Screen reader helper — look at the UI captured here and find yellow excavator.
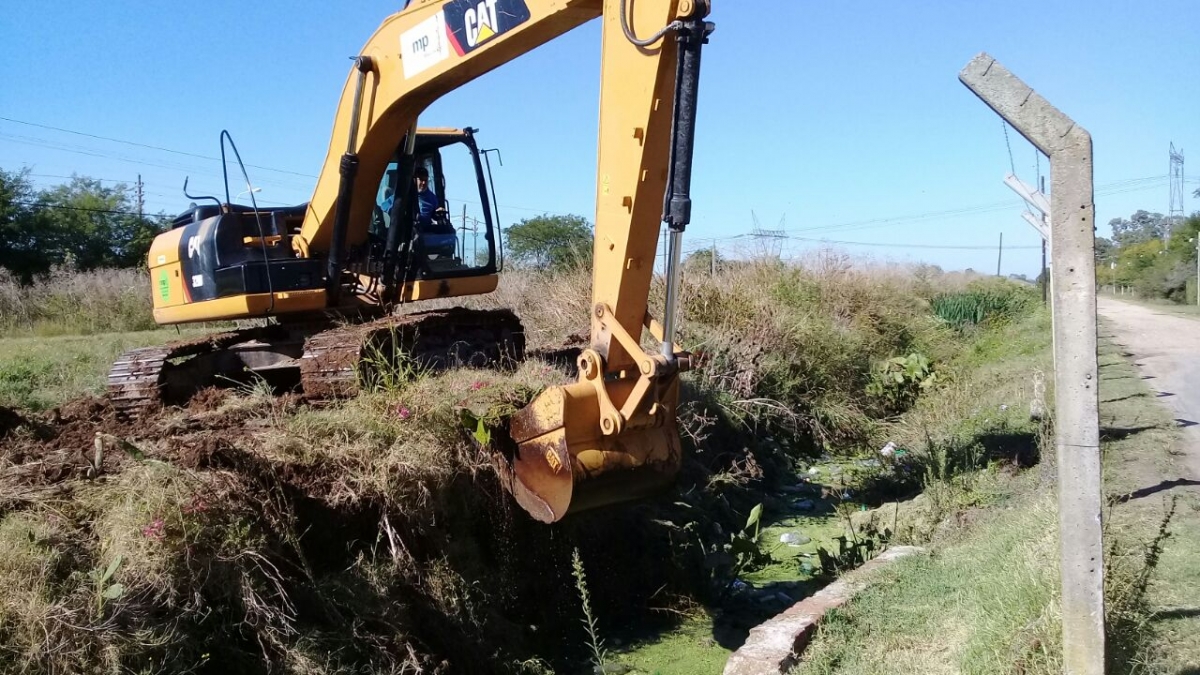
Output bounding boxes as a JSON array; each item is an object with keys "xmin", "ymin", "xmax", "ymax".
[{"xmin": 108, "ymin": 0, "xmax": 714, "ymax": 524}]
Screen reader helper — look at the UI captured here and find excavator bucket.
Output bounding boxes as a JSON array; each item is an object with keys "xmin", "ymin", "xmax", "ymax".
[{"xmin": 504, "ymin": 378, "xmax": 683, "ymax": 523}]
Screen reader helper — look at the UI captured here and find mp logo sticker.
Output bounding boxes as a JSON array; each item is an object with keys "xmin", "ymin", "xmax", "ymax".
[{"xmin": 400, "ymin": 11, "xmax": 450, "ymax": 79}]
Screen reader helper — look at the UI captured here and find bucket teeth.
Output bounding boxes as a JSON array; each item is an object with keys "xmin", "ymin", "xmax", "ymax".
[{"xmin": 504, "ymin": 380, "xmax": 682, "ymax": 523}]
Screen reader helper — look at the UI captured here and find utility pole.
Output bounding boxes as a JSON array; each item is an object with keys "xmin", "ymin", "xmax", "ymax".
[
  {"xmin": 1042, "ymin": 240, "xmax": 1048, "ymax": 302},
  {"xmin": 472, "ymin": 217, "xmax": 479, "ymax": 265},
  {"xmin": 136, "ymin": 174, "xmax": 145, "ymax": 220},
  {"xmin": 996, "ymin": 232, "xmax": 1003, "ymax": 277},
  {"xmin": 711, "ymin": 239, "xmax": 717, "ymax": 276},
  {"xmin": 460, "ymin": 204, "xmax": 468, "ymax": 260},
  {"xmin": 962, "ymin": 53, "xmax": 1104, "ymax": 673}
]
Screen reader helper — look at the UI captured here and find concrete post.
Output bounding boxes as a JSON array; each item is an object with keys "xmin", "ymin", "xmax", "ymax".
[{"xmin": 960, "ymin": 53, "xmax": 1104, "ymax": 674}]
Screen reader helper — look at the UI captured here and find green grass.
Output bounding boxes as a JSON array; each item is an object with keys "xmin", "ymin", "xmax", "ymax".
[
  {"xmin": 931, "ymin": 280, "xmax": 1037, "ymax": 329},
  {"xmin": 0, "ymin": 328, "xmax": 210, "ymax": 410},
  {"xmin": 612, "ymin": 308, "xmax": 1053, "ymax": 675},
  {"xmin": 1095, "ymin": 325, "xmax": 1200, "ymax": 673},
  {"xmin": 786, "ymin": 308, "xmax": 1059, "ymax": 675},
  {"xmin": 787, "ymin": 320, "xmax": 1200, "ymax": 674},
  {"xmin": 796, "ymin": 490, "xmax": 1060, "ymax": 675}
]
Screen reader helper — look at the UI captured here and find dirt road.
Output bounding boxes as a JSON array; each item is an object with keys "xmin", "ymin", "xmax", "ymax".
[{"xmin": 1098, "ymin": 296, "xmax": 1200, "ymax": 472}]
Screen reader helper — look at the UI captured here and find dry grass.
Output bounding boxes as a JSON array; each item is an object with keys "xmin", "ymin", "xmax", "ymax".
[
  {"xmin": 463, "ymin": 255, "xmax": 1007, "ymax": 457},
  {"xmin": 0, "ymin": 258, "xmax": 1046, "ymax": 673},
  {"xmin": 257, "ymin": 361, "xmax": 571, "ymax": 510},
  {"xmin": 0, "ymin": 267, "xmax": 157, "ymax": 336},
  {"xmin": 0, "ymin": 462, "xmax": 278, "ymax": 673}
]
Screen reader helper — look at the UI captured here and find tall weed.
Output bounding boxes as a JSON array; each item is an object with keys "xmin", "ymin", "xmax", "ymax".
[
  {"xmin": 931, "ymin": 279, "xmax": 1036, "ymax": 329},
  {"xmin": 0, "ymin": 267, "xmax": 155, "ymax": 336}
]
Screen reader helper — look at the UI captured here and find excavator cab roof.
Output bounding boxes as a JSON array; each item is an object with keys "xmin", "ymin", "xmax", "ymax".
[{"xmin": 168, "ymin": 128, "xmax": 477, "ymax": 229}]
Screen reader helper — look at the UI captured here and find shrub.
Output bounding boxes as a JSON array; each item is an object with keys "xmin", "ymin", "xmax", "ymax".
[{"xmin": 931, "ymin": 280, "xmax": 1036, "ymax": 329}]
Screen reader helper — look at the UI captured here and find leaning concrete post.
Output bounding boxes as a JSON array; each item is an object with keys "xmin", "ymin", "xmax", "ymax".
[{"xmin": 960, "ymin": 53, "xmax": 1104, "ymax": 673}]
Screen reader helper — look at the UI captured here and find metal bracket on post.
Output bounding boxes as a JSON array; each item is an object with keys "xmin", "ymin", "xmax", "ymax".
[
  {"xmin": 961, "ymin": 53, "xmax": 1104, "ymax": 674},
  {"xmin": 1005, "ymin": 173, "xmax": 1053, "ymax": 243},
  {"xmin": 1021, "ymin": 210, "xmax": 1051, "ymax": 242},
  {"xmin": 1005, "ymin": 173, "xmax": 1052, "ymax": 217}
]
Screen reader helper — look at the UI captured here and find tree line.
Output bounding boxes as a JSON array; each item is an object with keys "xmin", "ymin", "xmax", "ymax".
[
  {"xmin": 0, "ymin": 168, "xmax": 166, "ymax": 282},
  {"xmin": 1, "ymin": 167, "xmax": 601, "ymax": 281},
  {"xmin": 1097, "ymin": 209, "xmax": 1200, "ymax": 303},
  {"xmin": 15, "ymin": 166, "xmax": 1190, "ymax": 304}
]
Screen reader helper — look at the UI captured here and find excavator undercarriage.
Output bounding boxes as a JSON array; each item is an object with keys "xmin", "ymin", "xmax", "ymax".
[{"xmin": 108, "ymin": 308, "xmax": 524, "ymax": 411}]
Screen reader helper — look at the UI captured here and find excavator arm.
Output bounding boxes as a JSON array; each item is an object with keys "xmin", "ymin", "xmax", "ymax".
[{"xmin": 304, "ymin": 0, "xmax": 714, "ymax": 522}]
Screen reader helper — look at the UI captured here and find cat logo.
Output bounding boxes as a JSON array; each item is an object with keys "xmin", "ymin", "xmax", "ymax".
[
  {"xmin": 464, "ymin": 0, "xmax": 499, "ymax": 48},
  {"xmin": 443, "ymin": 0, "xmax": 529, "ymax": 56},
  {"xmin": 544, "ymin": 447, "xmax": 563, "ymax": 474},
  {"xmin": 186, "ymin": 235, "xmax": 201, "ymax": 259}
]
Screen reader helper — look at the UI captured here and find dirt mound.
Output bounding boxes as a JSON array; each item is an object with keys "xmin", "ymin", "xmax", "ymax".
[
  {"xmin": 187, "ymin": 386, "xmax": 235, "ymax": 412},
  {"xmin": 1, "ymin": 391, "xmax": 326, "ymax": 504},
  {"xmin": 1, "ymin": 397, "xmax": 137, "ymax": 486},
  {"xmin": 0, "ymin": 387, "xmax": 771, "ymax": 674}
]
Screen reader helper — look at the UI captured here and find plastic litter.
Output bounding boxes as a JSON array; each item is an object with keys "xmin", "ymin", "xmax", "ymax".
[{"xmin": 779, "ymin": 532, "xmax": 811, "ymax": 546}]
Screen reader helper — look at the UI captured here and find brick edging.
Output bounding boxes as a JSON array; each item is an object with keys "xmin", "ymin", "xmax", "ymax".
[{"xmin": 722, "ymin": 546, "xmax": 926, "ymax": 675}]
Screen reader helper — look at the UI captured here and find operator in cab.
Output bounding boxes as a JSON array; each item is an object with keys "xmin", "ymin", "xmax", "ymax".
[
  {"xmin": 412, "ymin": 166, "xmax": 458, "ymax": 261},
  {"xmin": 413, "ymin": 166, "xmax": 441, "ymax": 226}
]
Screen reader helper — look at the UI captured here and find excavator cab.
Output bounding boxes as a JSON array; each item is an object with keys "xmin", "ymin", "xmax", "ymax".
[{"xmin": 369, "ymin": 128, "xmax": 500, "ymax": 283}]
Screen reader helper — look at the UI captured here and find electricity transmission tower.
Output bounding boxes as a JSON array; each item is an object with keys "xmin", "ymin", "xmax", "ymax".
[
  {"xmin": 750, "ymin": 210, "xmax": 786, "ymax": 259},
  {"xmin": 1169, "ymin": 143, "xmax": 1185, "ymax": 234}
]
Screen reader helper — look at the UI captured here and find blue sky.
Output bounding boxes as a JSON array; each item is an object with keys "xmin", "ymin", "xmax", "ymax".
[{"xmin": 2, "ymin": 0, "xmax": 1197, "ymax": 276}]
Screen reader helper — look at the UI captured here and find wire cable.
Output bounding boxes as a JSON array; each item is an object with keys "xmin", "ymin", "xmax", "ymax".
[
  {"xmin": 619, "ymin": 0, "xmax": 683, "ymax": 47},
  {"xmin": 220, "ymin": 130, "xmax": 276, "ymax": 314},
  {"xmin": 1002, "ymin": 121, "xmax": 1017, "ymax": 176},
  {"xmin": 0, "ymin": 115, "xmax": 316, "ymax": 178}
]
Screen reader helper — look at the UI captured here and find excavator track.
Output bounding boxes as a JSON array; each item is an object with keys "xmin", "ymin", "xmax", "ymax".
[
  {"xmin": 107, "ymin": 326, "xmax": 285, "ymax": 413},
  {"xmin": 108, "ymin": 308, "xmax": 525, "ymax": 413},
  {"xmin": 300, "ymin": 308, "xmax": 525, "ymax": 399}
]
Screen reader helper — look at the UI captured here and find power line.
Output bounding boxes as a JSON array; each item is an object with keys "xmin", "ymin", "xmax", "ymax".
[
  {"xmin": 19, "ymin": 173, "xmax": 293, "ymax": 210},
  {"xmin": 2, "ymin": 134, "xmax": 316, "ymax": 193},
  {"xmin": 1002, "ymin": 121, "xmax": 1017, "ymax": 176},
  {"xmin": 783, "ymin": 234, "xmax": 1041, "ymax": 251},
  {"xmin": 0, "ymin": 115, "xmax": 317, "ymax": 179},
  {"xmin": 787, "ymin": 174, "xmax": 1174, "ymax": 237},
  {"xmin": 11, "ymin": 199, "xmax": 151, "ymax": 217},
  {"xmin": 6, "ymin": 129, "xmax": 574, "ymax": 216}
]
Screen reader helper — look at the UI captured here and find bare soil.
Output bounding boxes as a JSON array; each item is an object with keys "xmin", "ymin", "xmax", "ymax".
[{"xmin": 1099, "ymin": 296, "xmax": 1200, "ymax": 474}]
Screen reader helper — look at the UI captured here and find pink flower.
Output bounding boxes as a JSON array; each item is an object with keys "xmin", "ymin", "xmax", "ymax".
[
  {"xmin": 142, "ymin": 518, "xmax": 165, "ymax": 541},
  {"xmin": 395, "ymin": 405, "xmax": 412, "ymax": 420},
  {"xmin": 471, "ymin": 381, "xmax": 486, "ymax": 391}
]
